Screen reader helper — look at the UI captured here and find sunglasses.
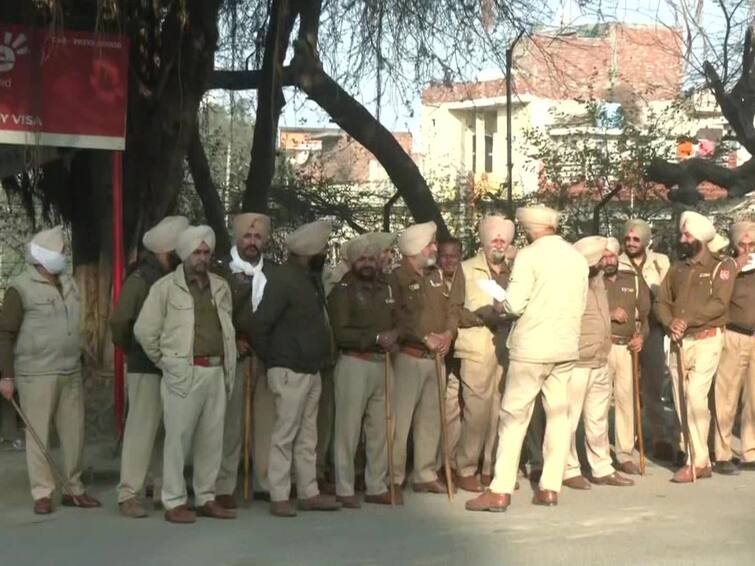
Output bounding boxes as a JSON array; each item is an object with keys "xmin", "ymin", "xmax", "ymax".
[{"xmin": 624, "ymin": 236, "xmax": 641, "ymax": 243}]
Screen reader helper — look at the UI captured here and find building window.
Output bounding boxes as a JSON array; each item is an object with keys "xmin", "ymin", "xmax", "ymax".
[
  {"xmin": 485, "ymin": 134, "xmax": 493, "ymax": 173},
  {"xmin": 467, "ymin": 115, "xmax": 476, "ymax": 174}
]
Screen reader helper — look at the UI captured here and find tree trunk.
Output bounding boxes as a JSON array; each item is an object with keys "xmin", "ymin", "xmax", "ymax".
[
  {"xmin": 187, "ymin": 124, "xmax": 232, "ymax": 256},
  {"xmin": 242, "ymin": 0, "xmax": 297, "ymax": 213}
]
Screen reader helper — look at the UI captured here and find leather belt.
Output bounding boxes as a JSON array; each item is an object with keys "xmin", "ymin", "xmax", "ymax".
[
  {"xmin": 342, "ymin": 350, "xmax": 384, "ymax": 362},
  {"xmin": 686, "ymin": 327, "xmax": 720, "ymax": 341},
  {"xmin": 399, "ymin": 345, "xmax": 434, "ymax": 359},
  {"xmin": 611, "ymin": 336, "xmax": 630, "ymax": 345},
  {"xmin": 726, "ymin": 324, "xmax": 755, "ymax": 337},
  {"xmin": 193, "ymin": 356, "xmax": 223, "ymax": 367}
]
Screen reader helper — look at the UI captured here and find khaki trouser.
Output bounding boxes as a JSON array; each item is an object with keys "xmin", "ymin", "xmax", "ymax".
[
  {"xmin": 608, "ymin": 345, "xmax": 636, "ymax": 464},
  {"xmin": 267, "ymin": 368, "xmax": 321, "ymax": 502},
  {"xmin": 445, "ymin": 368, "xmax": 461, "ymax": 467},
  {"xmin": 670, "ymin": 332, "xmax": 724, "ymax": 468},
  {"xmin": 392, "ymin": 353, "xmax": 441, "ymax": 485},
  {"xmin": 564, "ymin": 366, "xmax": 615, "ymax": 480},
  {"xmin": 16, "ymin": 373, "xmax": 86, "ymax": 501},
  {"xmin": 641, "ymin": 323, "xmax": 675, "ymax": 444},
  {"xmin": 490, "ymin": 360, "xmax": 573, "ymax": 494},
  {"xmin": 161, "ymin": 366, "xmax": 226, "ymax": 510},
  {"xmin": 456, "ymin": 346, "xmax": 503, "ymax": 477},
  {"xmin": 714, "ymin": 330, "xmax": 755, "ymax": 463},
  {"xmin": 334, "ymin": 355, "xmax": 388, "ymax": 496},
  {"xmin": 117, "ymin": 372, "xmax": 163, "ymax": 503},
  {"xmin": 316, "ymin": 368, "xmax": 335, "ymax": 480},
  {"xmin": 481, "ymin": 368, "xmax": 505, "ymax": 476},
  {"xmin": 215, "ymin": 355, "xmax": 274, "ymax": 495}
]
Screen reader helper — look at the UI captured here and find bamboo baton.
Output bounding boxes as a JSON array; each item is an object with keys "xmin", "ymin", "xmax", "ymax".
[
  {"xmin": 384, "ymin": 352, "xmax": 396, "ymax": 507},
  {"xmin": 9, "ymin": 396, "xmax": 81, "ymax": 505},
  {"xmin": 631, "ymin": 348, "xmax": 646, "ymax": 475},
  {"xmin": 243, "ymin": 358, "xmax": 254, "ymax": 503},
  {"xmin": 434, "ymin": 353, "xmax": 454, "ymax": 502},
  {"xmin": 674, "ymin": 340, "xmax": 696, "ymax": 482}
]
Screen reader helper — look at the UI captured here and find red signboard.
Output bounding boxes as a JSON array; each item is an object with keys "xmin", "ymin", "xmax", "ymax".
[{"xmin": 0, "ymin": 25, "xmax": 128, "ymax": 150}]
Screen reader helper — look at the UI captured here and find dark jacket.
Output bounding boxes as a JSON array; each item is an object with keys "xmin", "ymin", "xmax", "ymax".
[
  {"xmin": 111, "ymin": 255, "xmax": 167, "ymax": 374},
  {"xmin": 251, "ymin": 259, "xmax": 331, "ymax": 374}
]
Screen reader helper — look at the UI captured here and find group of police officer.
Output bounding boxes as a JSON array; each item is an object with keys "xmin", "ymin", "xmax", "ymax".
[{"xmin": 0, "ymin": 205, "xmax": 753, "ymax": 520}]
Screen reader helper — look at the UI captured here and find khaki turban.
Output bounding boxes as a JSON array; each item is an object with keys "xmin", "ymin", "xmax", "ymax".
[
  {"xmin": 398, "ymin": 221, "xmax": 437, "ymax": 256},
  {"xmin": 286, "ymin": 219, "xmax": 332, "ymax": 256},
  {"xmin": 142, "ymin": 216, "xmax": 189, "ymax": 253},
  {"xmin": 707, "ymin": 233, "xmax": 729, "ymax": 254},
  {"xmin": 365, "ymin": 232, "xmax": 396, "ymax": 251},
  {"xmin": 574, "ymin": 235, "xmax": 607, "ymax": 267},
  {"xmin": 515, "ymin": 206, "xmax": 560, "ymax": 231},
  {"xmin": 624, "ymin": 219, "xmax": 651, "ymax": 247},
  {"xmin": 176, "ymin": 225, "xmax": 216, "ymax": 261},
  {"xmin": 730, "ymin": 221, "xmax": 755, "ymax": 245},
  {"xmin": 232, "ymin": 212, "xmax": 272, "ymax": 241},
  {"xmin": 606, "ymin": 237, "xmax": 621, "ymax": 256},
  {"xmin": 479, "ymin": 215, "xmax": 515, "ymax": 247},
  {"xmin": 31, "ymin": 226, "xmax": 64, "ymax": 253},
  {"xmin": 680, "ymin": 211, "xmax": 716, "ymax": 243},
  {"xmin": 346, "ymin": 234, "xmax": 381, "ymax": 263}
]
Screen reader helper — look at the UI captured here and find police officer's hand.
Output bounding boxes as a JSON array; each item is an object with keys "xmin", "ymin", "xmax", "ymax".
[
  {"xmin": 0, "ymin": 377, "xmax": 14, "ymax": 401},
  {"xmin": 377, "ymin": 330, "xmax": 399, "ymax": 352},
  {"xmin": 670, "ymin": 318, "xmax": 687, "ymax": 341},
  {"xmin": 236, "ymin": 338, "xmax": 250, "ymax": 356},
  {"xmin": 611, "ymin": 308, "xmax": 629, "ymax": 324},
  {"xmin": 433, "ymin": 331, "xmax": 453, "ymax": 356},
  {"xmin": 474, "ymin": 305, "xmax": 499, "ymax": 329},
  {"xmin": 628, "ymin": 334, "xmax": 643, "ymax": 353},
  {"xmin": 735, "ymin": 253, "xmax": 750, "ymax": 271}
]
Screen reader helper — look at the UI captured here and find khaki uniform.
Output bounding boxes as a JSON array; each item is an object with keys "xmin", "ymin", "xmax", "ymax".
[
  {"xmin": 714, "ymin": 269, "xmax": 755, "ymax": 463},
  {"xmin": 111, "ymin": 255, "xmax": 167, "ymax": 503},
  {"xmin": 489, "ymin": 235, "xmax": 588, "ymax": 495},
  {"xmin": 655, "ymin": 249, "xmax": 736, "ymax": 468},
  {"xmin": 214, "ymin": 259, "xmax": 276, "ymax": 497},
  {"xmin": 605, "ymin": 270, "xmax": 650, "ymax": 465},
  {"xmin": 328, "ymin": 272, "xmax": 395, "ymax": 496},
  {"xmin": 564, "ymin": 275, "xmax": 614, "ymax": 480},
  {"xmin": 389, "ymin": 259, "xmax": 463, "ymax": 486},
  {"xmin": 0, "ymin": 266, "xmax": 86, "ymax": 501},
  {"xmin": 453, "ymin": 253, "xmax": 509, "ymax": 478},
  {"xmin": 619, "ymin": 251, "xmax": 671, "ymax": 445},
  {"xmin": 134, "ymin": 265, "xmax": 237, "ymax": 510},
  {"xmin": 251, "ymin": 260, "xmax": 332, "ymax": 502}
]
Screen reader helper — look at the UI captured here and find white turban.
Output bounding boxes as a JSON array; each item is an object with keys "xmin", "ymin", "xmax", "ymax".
[
  {"xmin": 516, "ymin": 206, "xmax": 560, "ymax": 231},
  {"xmin": 479, "ymin": 216, "xmax": 515, "ymax": 247},
  {"xmin": 365, "ymin": 232, "xmax": 396, "ymax": 251},
  {"xmin": 574, "ymin": 235, "xmax": 608, "ymax": 267},
  {"xmin": 624, "ymin": 219, "xmax": 651, "ymax": 247},
  {"xmin": 286, "ymin": 219, "xmax": 332, "ymax": 256},
  {"xmin": 398, "ymin": 221, "xmax": 437, "ymax": 256},
  {"xmin": 346, "ymin": 234, "xmax": 381, "ymax": 263},
  {"xmin": 27, "ymin": 226, "xmax": 66, "ymax": 274},
  {"xmin": 730, "ymin": 221, "xmax": 755, "ymax": 245},
  {"xmin": 176, "ymin": 225, "xmax": 216, "ymax": 261},
  {"xmin": 142, "ymin": 216, "xmax": 189, "ymax": 253},
  {"xmin": 232, "ymin": 213, "xmax": 272, "ymax": 241},
  {"xmin": 707, "ymin": 233, "xmax": 729, "ymax": 254},
  {"xmin": 680, "ymin": 211, "xmax": 716, "ymax": 244},
  {"xmin": 606, "ymin": 237, "xmax": 621, "ymax": 256}
]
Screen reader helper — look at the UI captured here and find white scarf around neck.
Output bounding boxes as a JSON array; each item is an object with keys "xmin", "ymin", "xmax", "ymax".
[{"xmin": 229, "ymin": 245, "xmax": 267, "ymax": 311}]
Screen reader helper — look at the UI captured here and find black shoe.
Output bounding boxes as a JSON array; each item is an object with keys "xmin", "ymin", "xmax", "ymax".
[
  {"xmin": 738, "ymin": 461, "xmax": 755, "ymax": 471},
  {"xmin": 713, "ymin": 460, "xmax": 740, "ymax": 476}
]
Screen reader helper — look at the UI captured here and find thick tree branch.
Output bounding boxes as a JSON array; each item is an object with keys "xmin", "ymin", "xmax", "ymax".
[
  {"xmin": 290, "ymin": 39, "xmax": 448, "ymax": 236},
  {"xmin": 187, "ymin": 124, "xmax": 232, "ymax": 257},
  {"xmin": 207, "ymin": 68, "xmax": 295, "ymax": 91}
]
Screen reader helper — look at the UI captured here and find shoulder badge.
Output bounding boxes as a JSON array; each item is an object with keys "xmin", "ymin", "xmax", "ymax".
[{"xmin": 719, "ymin": 269, "xmax": 731, "ymax": 281}]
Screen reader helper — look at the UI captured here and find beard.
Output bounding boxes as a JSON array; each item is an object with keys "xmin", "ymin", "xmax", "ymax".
[
  {"xmin": 488, "ymin": 250, "xmax": 506, "ymax": 265},
  {"xmin": 309, "ymin": 254, "xmax": 327, "ymax": 273},
  {"xmin": 240, "ymin": 244, "xmax": 260, "ymax": 263},
  {"xmin": 677, "ymin": 240, "xmax": 701, "ymax": 259},
  {"xmin": 626, "ymin": 246, "xmax": 644, "ymax": 259},
  {"xmin": 603, "ymin": 264, "xmax": 618, "ymax": 276},
  {"xmin": 355, "ymin": 266, "xmax": 376, "ymax": 280}
]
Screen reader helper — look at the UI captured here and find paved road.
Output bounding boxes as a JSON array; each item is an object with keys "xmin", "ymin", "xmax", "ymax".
[{"xmin": 1, "ymin": 444, "xmax": 754, "ymax": 566}]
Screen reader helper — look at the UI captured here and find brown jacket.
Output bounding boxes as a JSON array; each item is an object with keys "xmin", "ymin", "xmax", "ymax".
[
  {"xmin": 655, "ymin": 249, "xmax": 737, "ymax": 336},
  {"xmin": 576, "ymin": 274, "xmax": 612, "ymax": 368},
  {"xmin": 605, "ymin": 269, "xmax": 651, "ymax": 339},
  {"xmin": 727, "ymin": 270, "xmax": 755, "ymax": 332},
  {"xmin": 389, "ymin": 259, "xmax": 464, "ymax": 348}
]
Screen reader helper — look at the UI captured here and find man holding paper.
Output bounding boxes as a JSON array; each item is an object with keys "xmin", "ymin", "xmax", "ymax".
[
  {"xmin": 453, "ymin": 216, "xmax": 514, "ymax": 493},
  {"xmin": 466, "ymin": 206, "xmax": 588, "ymax": 512}
]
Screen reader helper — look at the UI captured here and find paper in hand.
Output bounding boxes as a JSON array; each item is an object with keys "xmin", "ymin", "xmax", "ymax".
[{"xmin": 476, "ymin": 278, "xmax": 507, "ymax": 302}]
